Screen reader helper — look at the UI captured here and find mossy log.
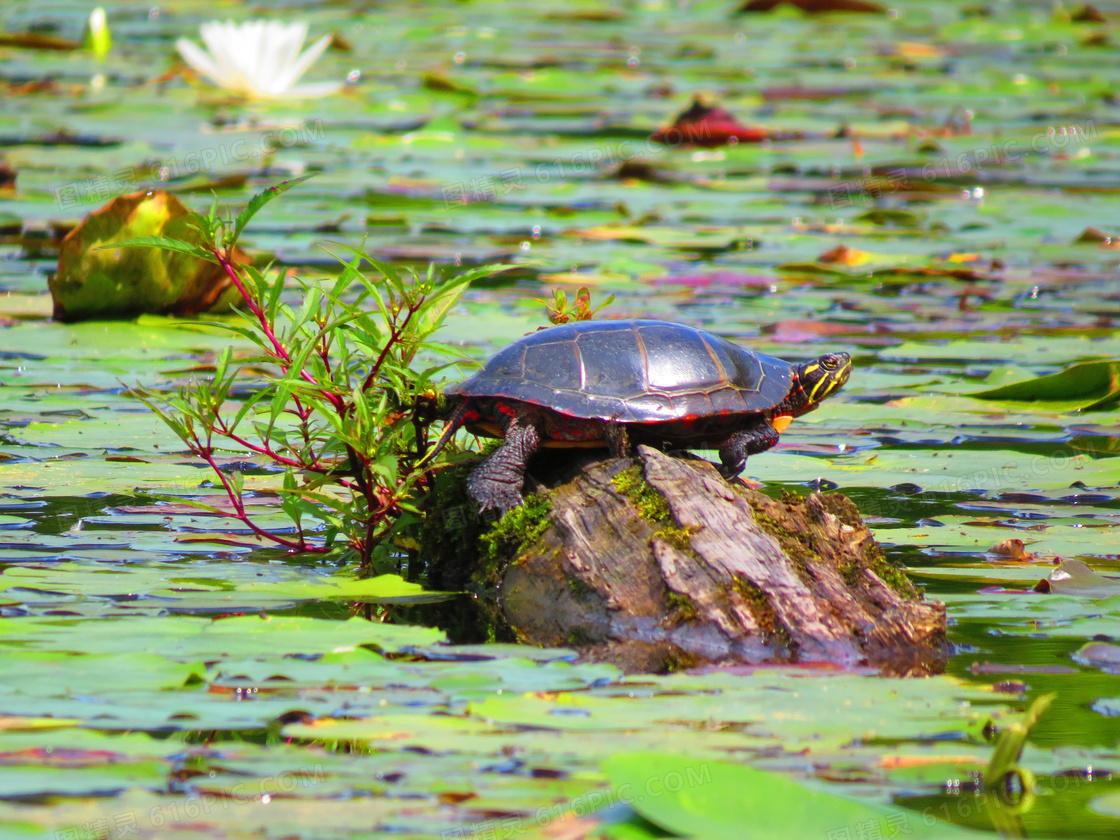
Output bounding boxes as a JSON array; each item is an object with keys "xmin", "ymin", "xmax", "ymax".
[{"xmin": 425, "ymin": 445, "xmax": 947, "ymax": 675}]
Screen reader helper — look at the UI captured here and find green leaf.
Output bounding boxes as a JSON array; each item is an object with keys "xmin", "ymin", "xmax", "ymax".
[
  {"xmin": 602, "ymin": 753, "xmax": 989, "ymax": 840},
  {"xmin": 982, "ymin": 693, "xmax": 1056, "ymax": 795},
  {"xmin": 230, "ymin": 173, "xmax": 318, "ymax": 246},
  {"xmin": 107, "ymin": 236, "xmax": 217, "ymax": 263},
  {"xmin": 970, "ymin": 360, "xmax": 1120, "ymax": 411}
]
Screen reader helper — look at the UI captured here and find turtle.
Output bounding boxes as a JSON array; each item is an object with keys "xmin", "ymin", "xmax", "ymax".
[{"xmin": 424, "ymin": 319, "xmax": 851, "ymax": 513}]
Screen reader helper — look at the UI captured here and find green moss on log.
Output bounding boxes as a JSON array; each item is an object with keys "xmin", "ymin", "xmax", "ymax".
[
  {"xmin": 732, "ymin": 575, "xmax": 791, "ymax": 648},
  {"xmin": 477, "ymin": 493, "xmax": 553, "ymax": 586},
  {"xmin": 611, "ymin": 463, "xmax": 699, "ymax": 556}
]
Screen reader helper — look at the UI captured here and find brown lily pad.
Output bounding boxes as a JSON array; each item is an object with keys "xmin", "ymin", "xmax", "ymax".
[
  {"xmin": 1071, "ymin": 4, "xmax": 1107, "ymax": 23},
  {"xmin": 1075, "ymin": 226, "xmax": 1117, "ymax": 245},
  {"xmin": 989, "ymin": 539, "xmax": 1031, "ymax": 561},
  {"xmin": 738, "ymin": 0, "xmax": 886, "ymax": 13},
  {"xmin": 0, "ymin": 32, "xmax": 79, "ymax": 51},
  {"xmin": 651, "ymin": 98, "xmax": 769, "ymax": 148}
]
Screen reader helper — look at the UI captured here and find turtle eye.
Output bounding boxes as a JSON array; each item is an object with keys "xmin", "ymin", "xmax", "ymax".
[{"xmin": 820, "ymin": 355, "xmax": 839, "ymax": 371}]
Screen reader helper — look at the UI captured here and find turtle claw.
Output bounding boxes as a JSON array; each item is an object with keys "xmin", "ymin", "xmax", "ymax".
[{"xmin": 468, "ymin": 476, "xmax": 523, "ymax": 516}]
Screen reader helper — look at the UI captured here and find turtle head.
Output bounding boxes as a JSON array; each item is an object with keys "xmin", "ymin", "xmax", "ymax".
[{"xmin": 792, "ymin": 352, "xmax": 851, "ymax": 413}]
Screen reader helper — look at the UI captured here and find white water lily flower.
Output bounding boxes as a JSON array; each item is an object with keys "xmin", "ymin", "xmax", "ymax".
[{"xmin": 175, "ymin": 20, "xmax": 341, "ymax": 99}]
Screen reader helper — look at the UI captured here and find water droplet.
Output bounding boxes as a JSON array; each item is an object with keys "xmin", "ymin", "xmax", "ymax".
[
  {"xmin": 531, "ymin": 225, "xmax": 541, "ymax": 239},
  {"xmin": 454, "ymin": 253, "xmax": 461, "ymax": 266},
  {"xmin": 149, "ymin": 7, "xmax": 159, "ymax": 21},
  {"xmin": 972, "ymin": 187, "xmax": 984, "ymax": 199},
  {"xmin": 261, "ymin": 794, "xmax": 271, "ymax": 804},
  {"xmin": 520, "ymin": 241, "xmax": 531, "ymax": 251},
  {"xmin": 347, "ymin": 69, "xmax": 361, "ymax": 84},
  {"xmin": 453, "ymin": 52, "xmax": 466, "ymax": 64},
  {"xmin": 627, "ymin": 57, "xmax": 639, "ymax": 67}
]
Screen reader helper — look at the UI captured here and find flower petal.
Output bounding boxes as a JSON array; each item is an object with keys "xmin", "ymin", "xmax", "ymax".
[
  {"xmin": 179, "ymin": 19, "xmax": 337, "ymax": 99},
  {"xmin": 272, "ymin": 33, "xmax": 334, "ymax": 94},
  {"xmin": 250, "ymin": 21, "xmax": 291, "ymax": 95},
  {"xmin": 198, "ymin": 20, "xmax": 257, "ymax": 96},
  {"xmin": 175, "ymin": 37, "xmax": 227, "ymax": 89},
  {"xmin": 283, "ymin": 81, "xmax": 344, "ymax": 99}
]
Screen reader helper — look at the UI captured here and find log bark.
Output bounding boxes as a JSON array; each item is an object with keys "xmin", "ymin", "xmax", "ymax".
[{"xmin": 484, "ymin": 445, "xmax": 947, "ymax": 675}]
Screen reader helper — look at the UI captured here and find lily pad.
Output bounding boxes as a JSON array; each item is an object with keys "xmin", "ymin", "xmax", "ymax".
[
  {"xmin": 971, "ymin": 360, "xmax": 1120, "ymax": 411},
  {"xmin": 48, "ymin": 191, "xmax": 246, "ymax": 321},
  {"xmin": 602, "ymin": 752, "xmax": 988, "ymax": 840}
]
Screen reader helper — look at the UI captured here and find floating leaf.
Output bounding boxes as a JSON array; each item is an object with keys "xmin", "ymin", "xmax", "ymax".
[
  {"xmin": 1034, "ymin": 559, "xmax": 1120, "ymax": 597},
  {"xmin": 650, "ymin": 98, "xmax": 769, "ymax": 147},
  {"xmin": 602, "ymin": 752, "xmax": 987, "ymax": 840},
  {"xmin": 970, "ymin": 360, "xmax": 1120, "ymax": 411},
  {"xmin": 49, "ymin": 192, "xmax": 247, "ymax": 321},
  {"xmin": 1071, "ymin": 642, "xmax": 1120, "ymax": 674}
]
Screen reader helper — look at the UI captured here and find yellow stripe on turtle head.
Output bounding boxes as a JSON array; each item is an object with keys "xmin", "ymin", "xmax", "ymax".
[{"xmin": 807, "ymin": 375, "xmax": 831, "ymax": 403}]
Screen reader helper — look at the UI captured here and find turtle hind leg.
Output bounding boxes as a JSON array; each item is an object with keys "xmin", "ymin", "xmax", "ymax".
[
  {"xmin": 466, "ymin": 417, "xmax": 541, "ymax": 514},
  {"xmin": 717, "ymin": 419, "xmax": 779, "ymax": 479}
]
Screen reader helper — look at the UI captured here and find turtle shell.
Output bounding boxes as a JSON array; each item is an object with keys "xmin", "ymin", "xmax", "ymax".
[{"xmin": 447, "ymin": 319, "xmax": 793, "ymax": 423}]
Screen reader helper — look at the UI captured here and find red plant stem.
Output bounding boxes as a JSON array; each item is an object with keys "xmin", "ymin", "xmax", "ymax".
[
  {"xmin": 215, "ymin": 248, "xmax": 346, "ymax": 414},
  {"xmin": 361, "ymin": 301, "xmax": 419, "ymax": 394},
  {"xmin": 210, "ymin": 419, "xmax": 355, "ymax": 489},
  {"xmin": 208, "ymin": 247, "xmax": 414, "ymax": 559},
  {"xmin": 192, "ymin": 433, "xmax": 328, "ymax": 553}
]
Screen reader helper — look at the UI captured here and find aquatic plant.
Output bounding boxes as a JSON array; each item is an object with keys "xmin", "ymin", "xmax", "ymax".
[{"xmin": 121, "ymin": 177, "xmax": 505, "ymax": 569}]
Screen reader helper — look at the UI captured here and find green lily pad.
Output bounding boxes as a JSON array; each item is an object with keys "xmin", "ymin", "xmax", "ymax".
[
  {"xmin": 970, "ymin": 360, "xmax": 1120, "ymax": 411},
  {"xmin": 602, "ymin": 752, "xmax": 990, "ymax": 840},
  {"xmin": 48, "ymin": 191, "xmax": 246, "ymax": 322}
]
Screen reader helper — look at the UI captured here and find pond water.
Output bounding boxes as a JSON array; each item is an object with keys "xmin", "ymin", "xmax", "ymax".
[{"xmin": 1, "ymin": 1, "xmax": 1119, "ymax": 837}]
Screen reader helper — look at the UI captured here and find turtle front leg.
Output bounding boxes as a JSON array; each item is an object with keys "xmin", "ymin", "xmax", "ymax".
[
  {"xmin": 466, "ymin": 418, "xmax": 541, "ymax": 514},
  {"xmin": 717, "ymin": 419, "xmax": 780, "ymax": 479}
]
